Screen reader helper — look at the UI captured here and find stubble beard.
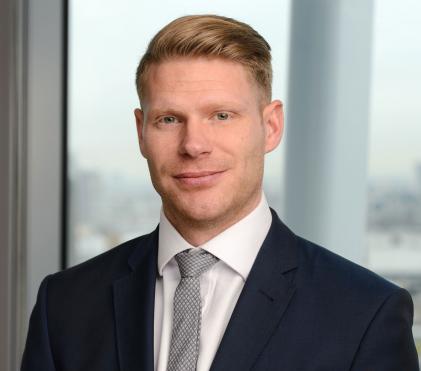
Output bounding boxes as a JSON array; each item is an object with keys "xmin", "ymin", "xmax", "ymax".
[{"xmin": 159, "ymin": 175, "xmax": 263, "ymax": 239}]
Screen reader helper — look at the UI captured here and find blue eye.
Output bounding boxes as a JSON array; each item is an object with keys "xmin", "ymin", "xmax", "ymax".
[
  {"xmin": 216, "ymin": 112, "xmax": 229, "ymax": 120},
  {"xmin": 160, "ymin": 116, "xmax": 177, "ymax": 124}
]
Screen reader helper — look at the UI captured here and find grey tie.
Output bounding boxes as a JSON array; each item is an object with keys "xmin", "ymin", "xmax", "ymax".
[{"xmin": 167, "ymin": 249, "xmax": 219, "ymax": 371}]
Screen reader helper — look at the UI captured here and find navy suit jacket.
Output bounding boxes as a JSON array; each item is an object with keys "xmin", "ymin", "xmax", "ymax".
[{"xmin": 21, "ymin": 210, "xmax": 419, "ymax": 370}]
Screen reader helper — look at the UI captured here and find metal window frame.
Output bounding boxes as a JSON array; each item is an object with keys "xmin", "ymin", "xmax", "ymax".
[
  {"xmin": 25, "ymin": 0, "xmax": 66, "ymax": 326},
  {"xmin": 0, "ymin": 0, "xmax": 27, "ymax": 367},
  {"xmin": 0, "ymin": 0, "xmax": 66, "ymax": 367}
]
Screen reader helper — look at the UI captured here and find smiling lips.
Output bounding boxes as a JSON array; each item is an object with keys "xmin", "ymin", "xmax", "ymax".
[{"xmin": 174, "ymin": 170, "xmax": 225, "ymax": 187}]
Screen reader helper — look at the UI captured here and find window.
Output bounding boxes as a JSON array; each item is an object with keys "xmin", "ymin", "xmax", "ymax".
[
  {"xmin": 67, "ymin": 0, "xmax": 420, "ymax": 359},
  {"xmin": 367, "ymin": 0, "xmax": 421, "ymax": 351}
]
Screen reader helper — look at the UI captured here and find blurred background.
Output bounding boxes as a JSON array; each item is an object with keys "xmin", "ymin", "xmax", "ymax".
[{"xmin": 0, "ymin": 0, "xmax": 420, "ymax": 369}]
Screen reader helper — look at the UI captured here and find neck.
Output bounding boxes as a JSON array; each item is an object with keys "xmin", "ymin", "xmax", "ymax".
[{"xmin": 163, "ymin": 193, "xmax": 262, "ymax": 246}]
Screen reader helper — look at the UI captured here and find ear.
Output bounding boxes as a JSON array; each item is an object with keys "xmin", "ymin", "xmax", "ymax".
[
  {"xmin": 262, "ymin": 99, "xmax": 284, "ymax": 153},
  {"xmin": 134, "ymin": 108, "xmax": 148, "ymax": 158}
]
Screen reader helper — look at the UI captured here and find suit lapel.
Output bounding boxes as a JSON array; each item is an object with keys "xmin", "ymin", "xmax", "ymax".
[
  {"xmin": 210, "ymin": 210, "xmax": 299, "ymax": 371},
  {"xmin": 113, "ymin": 228, "xmax": 158, "ymax": 371}
]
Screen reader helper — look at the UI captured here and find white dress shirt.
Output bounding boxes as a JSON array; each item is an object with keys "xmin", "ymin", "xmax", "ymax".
[{"xmin": 153, "ymin": 193, "xmax": 272, "ymax": 371}]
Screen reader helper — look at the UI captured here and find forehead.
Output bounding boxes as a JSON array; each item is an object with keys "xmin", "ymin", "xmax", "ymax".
[{"xmin": 142, "ymin": 57, "xmax": 261, "ymax": 108}]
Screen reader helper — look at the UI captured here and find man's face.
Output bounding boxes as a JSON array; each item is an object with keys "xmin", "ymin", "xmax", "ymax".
[{"xmin": 135, "ymin": 57, "xmax": 283, "ymax": 231}]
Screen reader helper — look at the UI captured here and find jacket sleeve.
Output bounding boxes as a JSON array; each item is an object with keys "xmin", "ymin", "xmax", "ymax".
[
  {"xmin": 350, "ymin": 288, "xmax": 419, "ymax": 370},
  {"xmin": 21, "ymin": 275, "xmax": 56, "ymax": 371}
]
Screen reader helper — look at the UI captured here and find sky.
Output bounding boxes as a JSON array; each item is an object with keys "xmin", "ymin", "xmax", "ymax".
[
  {"xmin": 68, "ymin": 0, "xmax": 421, "ymax": 184},
  {"xmin": 368, "ymin": 0, "xmax": 421, "ymax": 182}
]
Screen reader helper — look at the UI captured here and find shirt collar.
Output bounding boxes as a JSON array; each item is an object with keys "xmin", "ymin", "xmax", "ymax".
[{"xmin": 158, "ymin": 193, "xmax": 272, "ymax": 280}]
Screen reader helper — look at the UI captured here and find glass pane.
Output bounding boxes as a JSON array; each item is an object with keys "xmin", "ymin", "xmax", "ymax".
[
  {"xmin": 367, "ymin": 0, "xmax": 421, "ymax": 354},
  {"xmin": 68, "ymin": 1, "xmax": 291, "ymax": 266}
]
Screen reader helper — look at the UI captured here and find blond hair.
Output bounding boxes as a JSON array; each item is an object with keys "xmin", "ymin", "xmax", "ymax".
[{"xmin": 135, "ymin": 14, "xmax": 272, "ymax": 104}]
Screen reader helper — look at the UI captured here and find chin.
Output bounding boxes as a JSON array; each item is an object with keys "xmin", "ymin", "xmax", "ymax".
[
  {"xmin": 182, "ymin": 204, "xmax": 224, "ymax": 223},
  {"xmin": 175, "ymin": 196, "xmax": 230, "ymax": 225},
  {"xmin": 162, "ymin": 183, "xmax": 258, "ymax": 227}
]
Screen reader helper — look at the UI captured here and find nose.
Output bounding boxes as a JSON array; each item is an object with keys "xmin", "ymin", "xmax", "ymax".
[{"xmin": 179, "ymin": 119, "xmax": 213, "ymax": 158}]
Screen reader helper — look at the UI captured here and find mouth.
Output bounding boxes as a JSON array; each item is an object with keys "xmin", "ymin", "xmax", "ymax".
[{"xmin": 173, "ymin": 170, "xmax": 226, "ymax": 187}]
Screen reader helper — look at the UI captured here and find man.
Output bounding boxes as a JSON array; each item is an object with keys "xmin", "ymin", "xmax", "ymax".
[{"xmin": 22, "ymin": 15, "xmax": 419, "ymax": 371}]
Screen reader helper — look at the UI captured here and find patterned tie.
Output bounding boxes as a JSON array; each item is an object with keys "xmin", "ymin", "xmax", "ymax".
[{"xmin": 167, "ymin": 249, "xmax": 219, "ymax": 371}]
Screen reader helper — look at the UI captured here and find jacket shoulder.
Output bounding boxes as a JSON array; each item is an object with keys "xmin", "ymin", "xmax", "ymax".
[
  {"xmin": 48, "ymin": 230, "xmax": 157, "ymax": 291},
  {"xmin": 295, "ymin": 235, "xmax": 402, "ymax": 302}
]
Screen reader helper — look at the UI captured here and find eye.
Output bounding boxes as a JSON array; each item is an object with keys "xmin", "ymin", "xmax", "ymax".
[
  {"xmin": 215, "ymin": 112, "xmax": 230, "ymax": 120},
  {"xmin": 158, "ymin": 116, "xmax": 178, "ymax": 124}
]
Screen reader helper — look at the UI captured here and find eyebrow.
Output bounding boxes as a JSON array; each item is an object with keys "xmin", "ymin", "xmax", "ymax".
[
  {"xmin": 147, "ymin": 100, "xmax": 247, "ymax": 117},
  {"xmin": 146, "ymin": 107, "xmax": 186, "ymax": 120},
  {"xmin": 201, "ymin": 101, "xmax": 246, "ymax": 111}
]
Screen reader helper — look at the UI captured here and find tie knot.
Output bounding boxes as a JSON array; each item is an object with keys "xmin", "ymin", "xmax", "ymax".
[{"xmin": 175, "ymin": 249, "xmax": 219, "ymax": 278}]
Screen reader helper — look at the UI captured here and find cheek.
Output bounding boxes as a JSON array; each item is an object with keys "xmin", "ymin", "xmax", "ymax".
[
  {"xmin": 143, "ymin": 133, "xmax": 176, "ymax": 167},
  {"xmin": 237, "ymin": 124, "xmax": 266, "ymax": 159},
  {"xmin": 144, "ymin": 143, "xmax": 168, "ymax": 181},
  {"xmin": 147, "ymin": 153, "xmax": 170, "ymax": 180},
  {"xmin": 217, "ymin": 123, "xmax": 264, "ymax": 168},
  {"xmin": 239, "ymin": 130, "xmax": 266, "ymax": 178}
]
